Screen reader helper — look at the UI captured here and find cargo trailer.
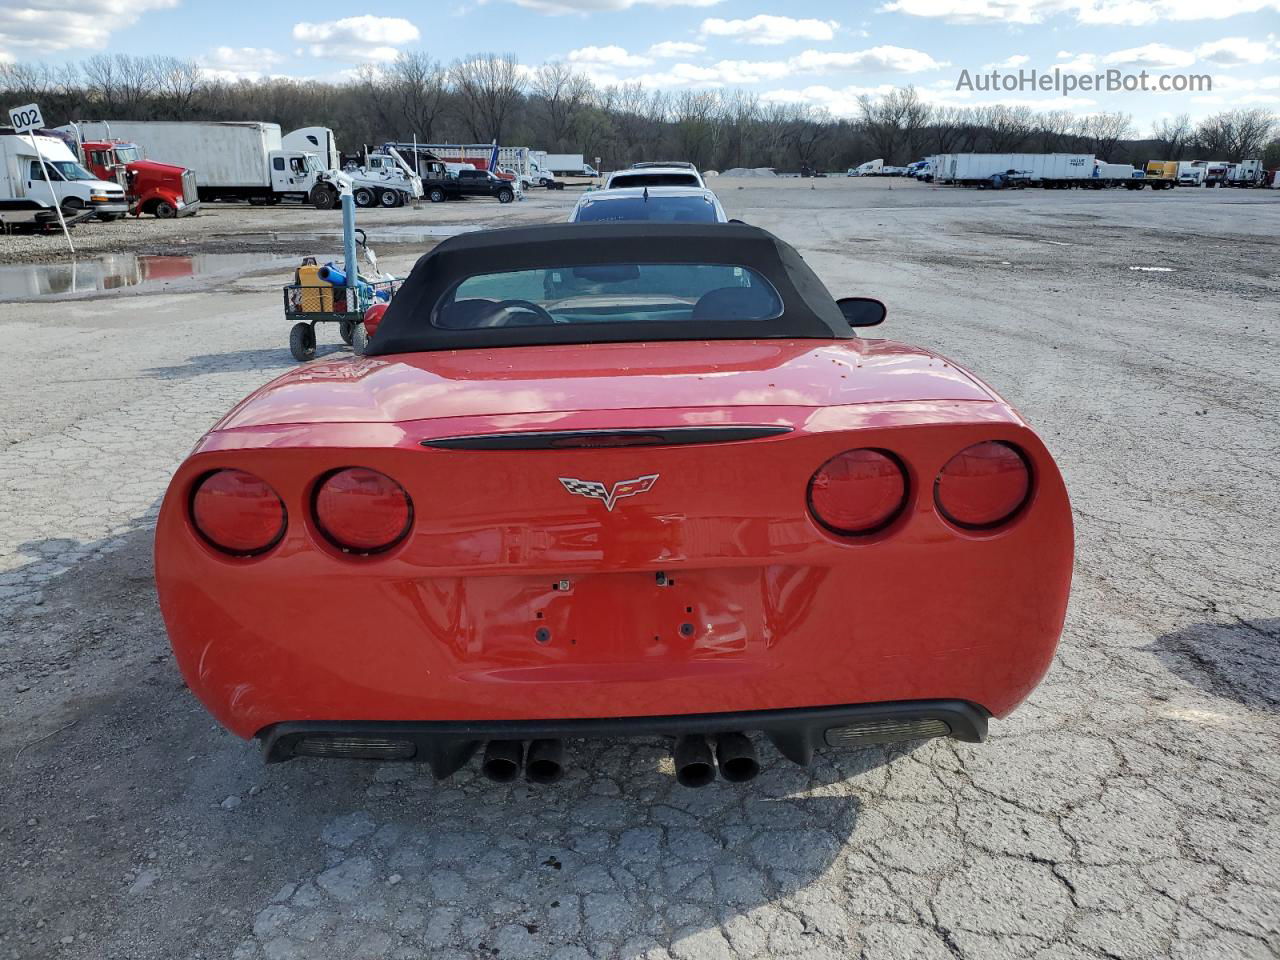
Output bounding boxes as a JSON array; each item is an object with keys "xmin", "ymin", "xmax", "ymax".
[{"xmin": 947, "ymin": 153, "xmax": 1095, "ymax": 188}]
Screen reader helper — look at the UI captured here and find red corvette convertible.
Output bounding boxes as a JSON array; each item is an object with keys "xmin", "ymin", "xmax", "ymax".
[{"xmin": 155, "ymin": 222, "xmax": 1072, "ymax": 787}]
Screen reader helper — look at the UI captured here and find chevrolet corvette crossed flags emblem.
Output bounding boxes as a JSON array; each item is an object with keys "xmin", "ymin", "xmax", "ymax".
[{"xmin": 559, "ymin": 474, "xmax": 659, "ymax": 512}]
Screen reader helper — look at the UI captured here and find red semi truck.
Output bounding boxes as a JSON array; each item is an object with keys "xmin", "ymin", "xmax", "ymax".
[{"xmin": 56, "ymin": 125, "xmax": 199, "ymax": 218}]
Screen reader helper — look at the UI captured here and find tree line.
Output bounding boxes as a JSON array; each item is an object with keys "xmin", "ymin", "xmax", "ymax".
[{"xmin": 3, "ymin": 53, "xmax": 1277, "ymax": 170}]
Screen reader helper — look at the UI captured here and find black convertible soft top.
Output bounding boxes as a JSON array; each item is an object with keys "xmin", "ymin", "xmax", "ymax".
[{"xmin": 365, "ymin": 221, "xmax": 852, "ymax": 355}]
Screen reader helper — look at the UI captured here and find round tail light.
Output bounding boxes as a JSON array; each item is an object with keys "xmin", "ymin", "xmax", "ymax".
[
  {"xmin": 935, "ymin": 441, "xmax": 1031, "ymax": 529},
  {"xmin": 314, "ymin": 467, "xmax": 412, "ymax": 554},
  {"xmin": 191, "ymin": 469, "xmax": 286, "ymax": 555},
  {"xmin": 808, "ymin": 449, "xmax": 907, "ymax": 535}
]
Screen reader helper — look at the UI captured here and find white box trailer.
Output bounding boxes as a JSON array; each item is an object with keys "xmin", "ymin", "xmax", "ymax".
[
  {"xmin": 949, "ymin": 153, "xmax": 1095, "ymax": 187},
  {"xmin": 543, "ymin": 153, "xmax": 597, "ymax": 177},
  {"xmin": 1090, "ymin": 162, "xmax": 1143, "ymax": 188},
  {"xmin": 70, "ymin": 120, "xmax": 283, "ymax": 190}
]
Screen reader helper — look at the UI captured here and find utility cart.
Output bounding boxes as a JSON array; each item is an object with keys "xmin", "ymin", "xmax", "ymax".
[{"xmin": 282, "ymin": 212, "xmax": 401, "ymax": 361}]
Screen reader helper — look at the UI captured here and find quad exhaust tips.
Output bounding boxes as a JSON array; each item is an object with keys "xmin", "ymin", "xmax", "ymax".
[
  {"xmin": 481, "ymin": 739, "xmax": 565, "ymax": 784},
  {"xmin": 480, "ymin": 733, "xmax": 760, "ymax": 787}
]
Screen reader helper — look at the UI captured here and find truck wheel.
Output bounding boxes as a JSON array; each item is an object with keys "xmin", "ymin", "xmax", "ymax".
[
  {"xmin": 354, "ymin": 187, "xmax": 375, "ymax": 207},
  {"xmin": 352, "ymin": 323, "xmax": 369, "ymax": 356},
  {"xmin": 378, "ymin": 189, "xmax": 399, "ymax": 208},
  {"xmin": 429, "ymin": 187, "xmax": 446, "ymax": 203},
  {"xmin": 310, "ymin": 185, "xmax": 338, "ymax": 210},
  {"xmin": 153, "ymin": 201, "xmax": 177, "ymax": 218},
  {"xmin": 498, "ymin": 188, "xmax": 514, "ymax": 203},
  {"xmin": 249, "ymin": 196, "xmax": 268, "ymax": 206},
  {"xmin": 338, "ymin": 320, "xmax": 355, "ymax": 345},
  {"xmin": 289, "ymin": 323, "xmax": 316, "ymax": 362}
]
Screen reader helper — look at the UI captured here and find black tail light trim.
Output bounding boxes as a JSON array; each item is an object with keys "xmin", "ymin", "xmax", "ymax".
[{"xmin": 421, "ymin": 425, "xmax": 792, "ymax": 451}]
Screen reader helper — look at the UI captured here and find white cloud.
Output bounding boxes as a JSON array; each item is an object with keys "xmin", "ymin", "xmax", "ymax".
[
  {"xmin": 291, "ymin": 16, "xmax": 419, "ymax": 63},
  {"xmin": 1102, "ymin": 43, "xmax": 1196, "ymax": 68},
  {"xmin": 648, "ymin": 41, "xmax": 706, "ymax": 58},
  {"xmin": 567, "ymin": 44, "xmax": 654, "ymax": 67},
  {"xmin": 631, "ymin": 59, "xmax": 793, "ymax": 87},
  {"xmin": 761, "ymin": 83, "xmax": 898, "ymax": 115},
  {"xmin": 881, "ymin": 0, "xmax": 1280, "ymax": 25},
  {"xmin": 790, "ymin": 46, "xmax": 948, "ymax": 72},
  {"xmin": 198, "ymin": 46, "xmax": 285, "ymax": 81},
  {"xmin": 1194, "ymin": 36, "xmax": 1277, "ymax": 66},
  {"xmin": 304, "ymin": 43, "xmax": 403, "ymax": 63},
  {"xmin": 0, "ymin": 0, "xmax": 178, "ymax": 57},
  {"xmin": 623, "ymin": 45, "xmax": 945, "ymax": 89},
  {"xmin": 699, "ymin": 15, "xmax": 840, "ymax": 45},
  {"xmin": 511, "ymin": 0, "xmax": 722, "ymax": 13},
  {"xmin": 983, "ymin": 54, "xmax": 1030, "ymax": 69},
  {"xmin": 292, "ymin": 16, "xmax": 419, "ymax": 45}
]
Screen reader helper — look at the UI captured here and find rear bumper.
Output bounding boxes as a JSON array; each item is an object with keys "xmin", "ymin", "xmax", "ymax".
[{"xmin": 260, "ymin": 698, "xmax": 988, "ymax": 778}]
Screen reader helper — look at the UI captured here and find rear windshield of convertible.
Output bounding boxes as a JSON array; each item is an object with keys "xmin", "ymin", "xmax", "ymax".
[{"xmin": 434, "ymin": 263, "xmax": 783, "ymax": 330}]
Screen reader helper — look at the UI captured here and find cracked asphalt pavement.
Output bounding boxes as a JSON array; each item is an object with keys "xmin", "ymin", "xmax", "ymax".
[{"xmin": 1, "ymin": 180, "xmax": 1277, "ymax": 960}]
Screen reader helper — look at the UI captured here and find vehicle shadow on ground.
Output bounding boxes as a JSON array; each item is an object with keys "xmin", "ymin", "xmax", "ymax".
[
  {"xmin": 1149, "ymin": 618, "xmax": 1280, "ymax": 711},
  {"xmin": 142, "ymin": 345, "xmax": 348, "ymax": 380},
  {"xmin": 2, "ymin": 519, "xmax": 907, "ymax": 959}
]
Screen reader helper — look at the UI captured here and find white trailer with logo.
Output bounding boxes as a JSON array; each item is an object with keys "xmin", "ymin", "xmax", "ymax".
[{"xmin": 948, "ymin": 153, "xmax": 1095, "ymax": 188}]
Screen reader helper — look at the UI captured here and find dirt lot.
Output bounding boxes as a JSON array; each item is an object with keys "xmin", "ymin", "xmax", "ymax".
[{"xmin": 1, "ymin": 179, "xmax": 1277, "ymax": 960}]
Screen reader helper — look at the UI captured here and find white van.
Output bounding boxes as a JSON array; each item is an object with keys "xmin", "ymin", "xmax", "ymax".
[{"xmin": 1, "ymin": 130, "xmax": 128, "ymax": 225}]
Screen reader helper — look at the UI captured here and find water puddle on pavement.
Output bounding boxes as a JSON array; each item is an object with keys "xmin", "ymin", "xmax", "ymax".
[{"xmin": 0, "ymin": 252, "xmax": 283, "ymax": 301}]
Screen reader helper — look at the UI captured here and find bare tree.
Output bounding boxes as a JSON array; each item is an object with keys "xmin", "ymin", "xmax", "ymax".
[
  {"xmin": 857, "ymin": 86, "xmax": 932, "ymax": 164},
  {"xmin": 984, "ymin": 105, "xmax": 1036, "ymax": 151},
  {"xmin": 671, "ymin": 90, "xmax": 720, "ymax": 169},
  {"xmin": 1036, "ymin": 110, "xmax": 1077, "ymax": 152},
  {"xmin": 1151, "ymin": 113, "xmax": 1193, "ymax": 160},
  {"xmin": 450, "ymin": 53, "xmax": 524, "ymax": 142},
  {"xmin": 531, "ymin": 62, "xmax": 593, "ymax": 150},
  {"xmin": 152, "ymin": 57, "xmax": 202, "ymax": 117},
  {"xmin": 1074, "ymin": 112, "xmax": 1134, "ymax": 159},
  {"xmin": 384, "ymin": 52, "xmax": 448, "ymax": 141},
  {"xmin": 1193, "ymin": 108, "xmax": 1277, "ymax": 160}
]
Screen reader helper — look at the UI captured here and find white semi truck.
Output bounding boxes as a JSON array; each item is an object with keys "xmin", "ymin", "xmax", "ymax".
[
  {"xmin": 63, "ymin": 121, "xmax": 418, "ymax": 209},
  {"xmin": 0, "ymin": 128, "xmax": 128, "ymax": 227}
]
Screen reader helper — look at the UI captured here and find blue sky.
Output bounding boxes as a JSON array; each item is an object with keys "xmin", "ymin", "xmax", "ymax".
[{"xmin": 3, "ymin": 0, "xmax": 1278, "ymax": 130}]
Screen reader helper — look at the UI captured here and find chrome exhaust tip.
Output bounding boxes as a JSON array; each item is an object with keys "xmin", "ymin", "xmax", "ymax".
[
  {"xmin": 714, "ymin": 732, "xmax": 759, "ymax": 782},
  {"xmin": 526, "ymin": 739, "xmax": 565, "ymax": 784},
  {"xmin": 673, "ymin": 735, "xmax": 716, "ymax": 788},
  {"xmin": 481, "ymin": 740, "xmax": 523, "ymax": 782}
]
